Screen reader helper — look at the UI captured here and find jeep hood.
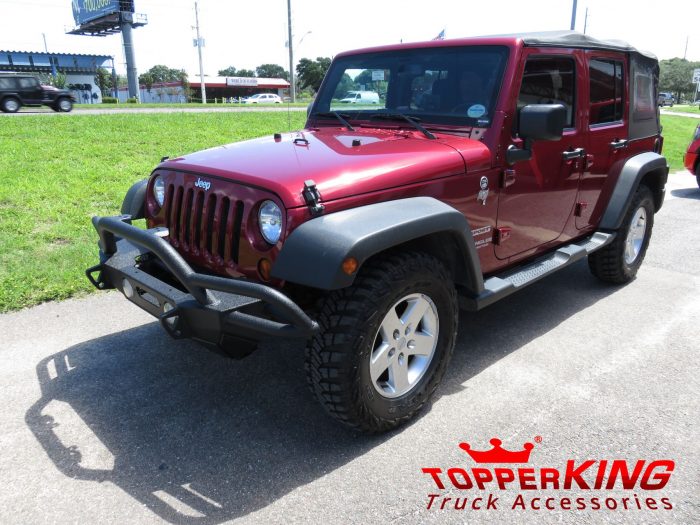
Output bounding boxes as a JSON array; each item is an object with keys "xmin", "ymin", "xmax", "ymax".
[{"xmin": 159, "ymin": 128, "xmax": 491, "ymax": 208}]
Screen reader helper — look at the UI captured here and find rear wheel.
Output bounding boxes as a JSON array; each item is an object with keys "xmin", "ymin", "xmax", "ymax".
[
  {"xmin": 588, "ymin": 185, "xmax": 655, "ymax": 283},
  {"xmin": 305, "ymin": 252, "xmax": 458, "ymax": 433},
  {"xmin": 1, "ymin": 97, "xmax": 20, "ymax": 113}
]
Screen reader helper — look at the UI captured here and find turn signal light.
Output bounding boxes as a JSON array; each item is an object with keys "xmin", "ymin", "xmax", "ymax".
[
  {"xmin": 342, "ymin": 257, "xmax": 359, "ymax": 275},
  {"xmin": 258, "ymin": 258, "xmax": 272, "ymax": 281}
]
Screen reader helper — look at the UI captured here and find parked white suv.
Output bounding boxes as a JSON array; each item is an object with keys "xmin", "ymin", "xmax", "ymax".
[{"xmin": 243, "ymin": 93, "xmax": 282, "ymax": 104}]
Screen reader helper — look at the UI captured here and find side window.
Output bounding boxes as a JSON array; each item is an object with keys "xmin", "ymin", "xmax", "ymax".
[
  {"xmin": 518, "ymin": 57, "xmax": 576, "ymax": 128},
  {"xmin": 18, "ymin": 77, "xmax": 38, "ymax": 88},
  {"xmin": 0, "ymin": 77, "xmax": 16, "ymax": 89},
  {"xmin": 589, "ymin": 59, "xmax": 624, "ymax": 125}
]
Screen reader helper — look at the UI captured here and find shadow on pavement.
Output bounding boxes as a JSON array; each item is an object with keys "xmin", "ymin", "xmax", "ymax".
[
  {"xmin": 670, "ymin": 187, "xmax": 700, "ymax": 200},
  {"xmin": 25, "ymin": 260, "xmax": 620, "ymax": 524}
]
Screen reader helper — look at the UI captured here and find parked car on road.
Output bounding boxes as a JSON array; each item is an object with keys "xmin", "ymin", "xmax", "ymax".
[
  {"xmin": 0, "ymin": 74, "xmax": 75, "ymax": 113},
  {"xmin": 657, "ymin": 92, "xmax": 675, "ymax": 107},
  {"xmin": 684, "ymin": 123, "xmax": 700, "ymax": 188},
  {"xmin": 87, "ymin": 31, "xmax": 668, "ymax": 433},
  {"xmin": 243, "ymin": 93, "xmax": 282, "ymax": 104}
]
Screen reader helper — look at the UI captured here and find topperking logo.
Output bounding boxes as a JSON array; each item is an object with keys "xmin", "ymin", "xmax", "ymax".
[{"xmin": 421, "ymin": 437, "xmax": 675, "ymax": 512}]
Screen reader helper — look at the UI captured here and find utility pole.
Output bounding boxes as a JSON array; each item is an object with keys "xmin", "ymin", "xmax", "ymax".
[
  {"xmin": 287, "ymin": 0, "xmax": 295, "ymax": 102},
  {"xmin": 570, "ymin": 0, "xmax": 577, "ymax": 30},
  {"xmin": 194, "ymin": 1, "xmax": 207, "ymax": 104},
  {"xmin": 683, "ymin": 36, "xmax": 688, "ymax": 60},
  {"xmin": 583, "ymin": 8, "xmax": 589, "ymax": 34},
  {"xmin": 42, "ymin": 33, "xmax": 57, "ymax": 77}
]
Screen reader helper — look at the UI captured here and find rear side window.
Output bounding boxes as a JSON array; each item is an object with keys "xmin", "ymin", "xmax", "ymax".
[
  {"xmin": 0, "ymin": 77, "xmax": 17, "ymax": 89},
  {"xmin": 589, "ymin": 59, "xmax": 624, "ymax": 125},
  {"xmin": 518, "ymin": 57, "xmax": 576, "ymax": 128},
  {"xmin": 18, "ymin": 77, "xmax": 38, "ymax": 88}
]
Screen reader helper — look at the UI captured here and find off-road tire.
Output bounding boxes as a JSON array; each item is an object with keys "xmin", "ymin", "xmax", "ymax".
[
  {"xmin": 1, "ymin": 97, "xmax": 20, "ymax": 113},
  {"xmin": 588, "ymin": 185, "xmax": 655, "ymax": 283},
  {"xmin": 305, "ymin": 252, "xmax": 458, "ymax": 433}
]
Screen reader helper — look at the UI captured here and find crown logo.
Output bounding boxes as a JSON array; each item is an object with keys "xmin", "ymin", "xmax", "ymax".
[{"xmin": 459, "ymin": 438, "xmax": 534, "ymax": 463}]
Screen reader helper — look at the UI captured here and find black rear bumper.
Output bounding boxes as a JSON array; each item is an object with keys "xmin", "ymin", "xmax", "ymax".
[{"xmin": 87, "ymin": 215, "xmax": 319, "ymax": 357}]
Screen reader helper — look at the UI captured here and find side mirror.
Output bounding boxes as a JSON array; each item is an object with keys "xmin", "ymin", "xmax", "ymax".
[
  {"xmin": 507, "ymin": 104, "xmax": 567, "ymax": 165},
  {"xmin": 519, "ymin": 104, "xmax": 566, "ymax": 141}
]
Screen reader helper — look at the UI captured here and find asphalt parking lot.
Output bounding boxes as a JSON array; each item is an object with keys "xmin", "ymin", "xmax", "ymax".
[{"xmin": 1, "ymin": 172, "xmax": 698, "ymax": 524}]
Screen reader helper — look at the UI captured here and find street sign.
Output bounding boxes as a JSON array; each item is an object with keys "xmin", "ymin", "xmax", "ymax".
[{"xmin": 693, "ymin": 68, "xmax": 700, "ymax": 83}]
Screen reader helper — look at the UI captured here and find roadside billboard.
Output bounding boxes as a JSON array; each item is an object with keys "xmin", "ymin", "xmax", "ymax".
[{"xmin": 71, "ymin": 0, "xmax": 121, "ymax": 26}]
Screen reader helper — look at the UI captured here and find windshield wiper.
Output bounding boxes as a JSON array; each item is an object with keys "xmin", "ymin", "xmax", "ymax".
[
  {"xmin": 313, "ymin": 111, "xmax": 355, "ymax": 131},
  {"xmin": 369, "ymin": 112, "xmax": 436, "ymax": 140}
]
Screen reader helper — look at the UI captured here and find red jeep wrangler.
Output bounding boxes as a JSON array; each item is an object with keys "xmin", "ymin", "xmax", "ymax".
[{"xmin": 88, "ymin": 31, "xmax": 668, "ymax": 433}]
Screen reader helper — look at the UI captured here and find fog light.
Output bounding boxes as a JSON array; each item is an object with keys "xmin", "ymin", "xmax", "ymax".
[{"xmin": 122, "ymin": 279, "xmax": 134, "ymax": 299}]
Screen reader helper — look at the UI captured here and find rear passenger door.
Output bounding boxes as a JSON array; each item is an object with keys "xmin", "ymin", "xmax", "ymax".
[
  {"xmin": 18, "ymin": 77, "xmax": 42, "ymax": 104},
  {"xmin": 495, "ymin": 50, "xmax": 586, "ymax": 260},
  {"xmin": 576, "ymin": 52, "xmax": 627, "ymax": 229}
]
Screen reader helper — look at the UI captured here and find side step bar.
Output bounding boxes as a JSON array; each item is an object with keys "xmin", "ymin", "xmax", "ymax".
[{"xmin": 463, "ymin": 232, "xmax": 615, "ymax": 311}]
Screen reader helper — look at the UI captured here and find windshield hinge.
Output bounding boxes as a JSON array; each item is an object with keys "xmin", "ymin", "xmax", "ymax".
[{"xmin": 302, "ymin": 180, "xmax": 325, "ymax": 216}]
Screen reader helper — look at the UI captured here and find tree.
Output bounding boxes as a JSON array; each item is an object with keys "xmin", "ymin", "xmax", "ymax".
[
  {"xmin": 140, "ymin": 72, "xmax": 155, "ymax": 93},
  {"xmin": 139, "ymin": 65, "xmax": 186, "ymax": 85},
  {"xmin": 659, "ymin": 58, "xmax": 700, "ymax": 102},
  {"xmin": 218, "ymin": 66, "xmax": 255, "ymax": 77},
  {"xmin": 94, "ymin": 67, "xmax": 111, "ymax": 96},
  {"xmin": 296, "ymin": 57, "xmax": 331, "ymax": 93},
  {"xmin": 256, "ymin": 63, "xmax": 289, "ymax": 80},
  {"xmin": 218, "ymin": 66, "xmax": 238, "ymax": 76}
]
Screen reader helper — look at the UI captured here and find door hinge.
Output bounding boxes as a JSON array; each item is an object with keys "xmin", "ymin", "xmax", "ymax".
[
  {"xmin": 500, "ymin": 168, "xmax": 516, "ymax": 189},
  {"xmin": 574, "ymin": 201, "xmax": 588, "ymax": 217},
  {"xmin": 493, "ymin": 227, "xmax": 512, "ymax": 245}
]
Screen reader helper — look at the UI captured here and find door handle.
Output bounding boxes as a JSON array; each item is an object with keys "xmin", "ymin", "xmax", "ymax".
[
  {"xmin": 562, "ymin": 148, "xmax": 585, "ymax": 160},
  {"xmin": 610, "ymin": 139, "xmax": 628, "ymax": 150}
]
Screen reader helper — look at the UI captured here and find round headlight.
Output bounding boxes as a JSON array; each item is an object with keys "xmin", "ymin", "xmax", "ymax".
[
  {"xmin": 258, "ymin": 200, "xmax": 282, "ymax": 245},
  {"xmin": 153, "ymin": 176, "xmax": 165, "ymax": 207}
]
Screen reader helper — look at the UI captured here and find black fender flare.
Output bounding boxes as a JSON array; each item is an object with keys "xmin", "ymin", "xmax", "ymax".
[
  {"xmin": 120, "ymin": 179, "xmax": 148, "ymax": 219},
  {"xmin": 599, "ymin": 152, "xmax": 668, "ymax": 230},
  {"xmin": 272, "ymin": 197, "xmax": 484, "ymax": 294}
]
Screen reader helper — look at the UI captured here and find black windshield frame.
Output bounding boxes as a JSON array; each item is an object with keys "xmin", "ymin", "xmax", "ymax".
[{"xmin": 312, "ymin": 45, "xmax": 510, "ymax": 128}]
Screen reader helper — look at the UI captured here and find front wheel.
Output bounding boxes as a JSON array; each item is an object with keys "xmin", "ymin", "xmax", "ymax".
[
  {"xmin": 305, "ymin": 252, "xmax": 458, "ymax": 433},
  {"xmin": 56, "ymin": 98, "xmax": 73, "ymax": 112},
  {"xmin": 588, "ymin": 185, "xmax": 655, "ymax": 283}
]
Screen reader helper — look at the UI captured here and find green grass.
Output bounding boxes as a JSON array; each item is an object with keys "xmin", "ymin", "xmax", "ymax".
[
  {"xmin": 660, "ymin": 114, "xmax": 698, "ymax": 170},
  {"xmin": 0, "ymin": 112, "xmax": 306, "ymax": 313},
  {"xmin": 661, "ymin": 105, "xmax": 700, "ymax": 114},
  {"xmin": 74, "ymin": 101, "xmax": 312, "ymax": 110},
  {"xmin": 0, "ymin": 112, "xmax": 696, "ymax": 313}
]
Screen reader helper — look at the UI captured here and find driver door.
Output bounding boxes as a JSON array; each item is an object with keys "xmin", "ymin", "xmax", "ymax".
[{"xmin": 495, "ymin": 50, "xmax": 585, "ymax": 260}]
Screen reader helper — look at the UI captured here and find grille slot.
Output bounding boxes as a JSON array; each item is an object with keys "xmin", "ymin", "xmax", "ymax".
[{"xmin": 162, "ymin": 180, "xmax": 243, "ymax": 264}]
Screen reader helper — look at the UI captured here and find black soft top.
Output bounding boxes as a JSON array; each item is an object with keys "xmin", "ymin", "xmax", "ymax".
[{"xmin": 499, "ymin": 30, "xmax": 657, "ymax": 61}]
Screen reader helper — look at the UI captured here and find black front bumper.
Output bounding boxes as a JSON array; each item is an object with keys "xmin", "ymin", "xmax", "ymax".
[{"xmin": 86, "ymin": 215, "xmax": 319, "ymax": 357}]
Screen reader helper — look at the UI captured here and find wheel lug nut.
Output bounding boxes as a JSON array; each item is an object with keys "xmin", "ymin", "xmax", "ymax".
[
  {"xmin": 405, "ymin": 324, "xmax": 412, "ymax": 335},
  {"xmin": 388, "ymin": 348, "xmax": 395, "ymax": 358},
  {"xmin": 393, "ymin": 329, "xmax": 400, "ymax": 340},
  {"xmin": 408, "ymin": 340, "xmax": 415, "ymax": 350}
]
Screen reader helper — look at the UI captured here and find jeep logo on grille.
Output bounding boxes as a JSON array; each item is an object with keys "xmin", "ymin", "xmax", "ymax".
[{"xmin": 195, "ymin": 178, "xmax": 211, "ymax": 191}]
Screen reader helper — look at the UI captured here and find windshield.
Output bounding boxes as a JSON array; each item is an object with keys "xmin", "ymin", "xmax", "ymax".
[{"xmin": 313, "ymin": 45, "xmax": 509, "ymax": 127}]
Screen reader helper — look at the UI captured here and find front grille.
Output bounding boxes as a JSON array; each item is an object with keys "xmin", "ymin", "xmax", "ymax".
[{"xmin": 164, "ymin": 182, "xmax": 244, "ymax": 264}]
